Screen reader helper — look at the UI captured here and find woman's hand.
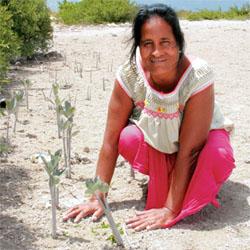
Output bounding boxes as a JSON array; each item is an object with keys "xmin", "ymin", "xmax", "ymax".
[
  {"xmin": 125, "ymin": 207, "xmax": 177, "ymax": 231},
  {"xmin": 63, "ymin": 198, "xmax": 104, "ymax": 223}
]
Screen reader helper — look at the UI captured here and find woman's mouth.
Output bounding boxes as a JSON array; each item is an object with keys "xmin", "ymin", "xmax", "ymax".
[{"xmin": 150, "ymin": 58, "xmax": 167, "ymax": 64}]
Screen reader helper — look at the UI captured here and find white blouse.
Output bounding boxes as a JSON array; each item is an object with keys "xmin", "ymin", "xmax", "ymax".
[{"xmin": 116, "ymin": 48, "xmax": 234, "ymax": 153}]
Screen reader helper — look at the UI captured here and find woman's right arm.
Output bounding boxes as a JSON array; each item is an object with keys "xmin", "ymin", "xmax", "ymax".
[{"xmin": 63, "ymin": 80, "xmax": 133, "ymax": 222}]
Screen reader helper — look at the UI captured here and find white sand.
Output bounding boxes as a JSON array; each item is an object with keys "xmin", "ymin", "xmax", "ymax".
[{"xmin": 0, "ymin": 20, "xmax": 250, "ymax": 249}]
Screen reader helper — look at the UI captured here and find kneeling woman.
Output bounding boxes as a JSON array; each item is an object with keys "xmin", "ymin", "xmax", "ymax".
[{"xmin": 63, "ymin": 4, "xmax": 235, "ymax": 231}]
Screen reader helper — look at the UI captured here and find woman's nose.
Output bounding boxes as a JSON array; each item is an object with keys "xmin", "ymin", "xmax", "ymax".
[{"xmin": 152, "ymin": 45, "xmax": 162, "ymax": 57}]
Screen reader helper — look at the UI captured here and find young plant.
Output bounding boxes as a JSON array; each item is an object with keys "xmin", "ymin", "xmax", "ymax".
[
  {"xmin": 52, "ymin": 83, "xmax": 63, "ymax": 139},
  {"xmin": 85, "ymin": 177, "xmax": 124, "ymax": 247},
  {"xmin": 21, "ymin": 79, "xmax": 32, "ymax": 111},
  {"xmin": 59, "ymin": 100, "xmax": 78, "ymax": 179},
  {"xmin": 5, "ymin": 90, "xmax": 24, "ymax": 142},
  {"xmin": 41, "ymin": 149, "xmax": 64, "ymax": 239}
]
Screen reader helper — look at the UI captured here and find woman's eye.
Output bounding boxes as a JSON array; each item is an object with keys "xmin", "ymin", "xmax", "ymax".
[
  {"xmin": 143, "ymin": 42, "xmax": 152, "ymax": 47},
  {"xmin": 162, "ymin": 41, "xmax": 171, "ymax": 46}
]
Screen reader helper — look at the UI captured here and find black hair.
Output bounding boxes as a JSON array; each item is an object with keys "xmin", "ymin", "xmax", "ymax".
[{"xmin": 130, "ymin": 4, "xmax": 185, "ymax": 61}]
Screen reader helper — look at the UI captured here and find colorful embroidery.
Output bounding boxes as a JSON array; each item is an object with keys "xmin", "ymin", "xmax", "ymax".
[{"xmin": 136, "ymin": 101, "xmax": 179, "ymax": 120}]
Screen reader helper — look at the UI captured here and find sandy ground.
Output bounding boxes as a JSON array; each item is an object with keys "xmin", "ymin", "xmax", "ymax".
[{"xmin": 0, "ymin": 20, "xmax": 250, "ymax": 250}]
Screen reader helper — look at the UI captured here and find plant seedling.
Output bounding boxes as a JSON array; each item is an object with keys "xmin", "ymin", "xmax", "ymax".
[
  {"xmin": 4, "ymin": 90, "xmax": 24, "ymax": 142},
  {"xmin": 59, "ymin": 100, "xmax": 78, "ymax": 178},
  {"xmin": 41, "ymin": 149, "xmax": 65, "ymax": 239},
  {"xmin": 21, "ymin": 79, "xmax": 32, "ymax": 111},
  {"xmin": 85, "ymin": 177, "xmax": 124, "ymax": 247}
]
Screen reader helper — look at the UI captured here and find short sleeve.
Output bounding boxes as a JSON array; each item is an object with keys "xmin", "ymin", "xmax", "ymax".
[
  {"xmin": 179, "ymin": 58, "xmax": 214, "ymax": 105},
  {"xmin": 116, "ymin": 59, "xmax": 137, "ymax": 99},
  {"xmin": 190, "ymin": 58, "xmax": 214, "ymax": 96},
  {"xmin": 116, "ymin": 59, "xmax": 146, "ymax": 102}
]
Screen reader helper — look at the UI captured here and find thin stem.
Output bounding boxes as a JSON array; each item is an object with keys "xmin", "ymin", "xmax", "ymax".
[
  {"xmin": 130, "ymin": 168, "xmax": 135, "ymax": 179},
  {"xmin": 96, "ymin": 194, "xmax": 124, "ymax": 247},
  {"xmin": 63, "ymin": 130, "xmax": 69, "ymax": 177},
  {"xmin": 66, "ymin": 128, "xmax": 71, "ymax": 178},
  {"xmin": 56, "ymin": 111, "xmax": 61, "ymax": 138},
  {"xmin": 25, "ymin": 87, "xmax": 29, "ymax": 111},
  {"xmin": 6, "ymin": 115, "xmax": 10, "ymax": 144},
  {"xmin": 55, "ymin": 186, "xmax": 59, "ymax": 208},
  {"xmin": 13, "ymin": 111, "xmax": 17, "ymax": 133},
  {"xmin": 49, "ymin": 179, "xmax": 57, "ymax": 239}
]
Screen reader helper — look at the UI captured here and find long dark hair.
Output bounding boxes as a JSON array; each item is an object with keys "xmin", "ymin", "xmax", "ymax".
[{"xmin": 130, "ymin": 4, "xmax": 185, "ymax": 61}]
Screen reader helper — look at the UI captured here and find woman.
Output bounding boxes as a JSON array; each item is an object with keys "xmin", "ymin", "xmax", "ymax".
[{"xmin": 63, "ymin": 4, "xmax": 235, "ymax": 231}]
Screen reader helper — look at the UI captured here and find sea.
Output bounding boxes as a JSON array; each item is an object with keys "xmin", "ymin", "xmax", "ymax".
[{"xmin": 47, "ymin": 0, "xmax": 250, "ymax": 12}]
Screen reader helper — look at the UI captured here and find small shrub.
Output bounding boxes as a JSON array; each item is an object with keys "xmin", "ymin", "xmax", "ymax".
[
  {"xmin": 58, "ymin": 0, "xmax": 138, "ymax": 25},
  {"xmin": 182, "ymin": 4, "xmax": 250, "ymax": 21},
  {"xmin": 0, "ymin": 5, "xmax": 20, "ymax": 79},
  {"xmin": 1, "ymin": 0, "xmax": 53, "ymax": 57}
]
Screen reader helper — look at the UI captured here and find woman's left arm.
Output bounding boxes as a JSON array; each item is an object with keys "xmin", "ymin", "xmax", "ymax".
[
  {"xmin": 165, "ymin": 84, "xmax": 214, "ymax": 214},
  {"xmin": 126, "ymin": 85, "xmax": 214, "ymax": 231}
]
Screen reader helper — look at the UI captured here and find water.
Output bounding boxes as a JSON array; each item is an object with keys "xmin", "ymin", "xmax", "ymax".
[{"xmin": 47, "ymin": 0, "xmax": 250, "ymax": 12}]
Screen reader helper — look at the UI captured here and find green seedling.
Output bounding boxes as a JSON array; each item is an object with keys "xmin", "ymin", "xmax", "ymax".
[
  {"xmin": 85, "ymin": 177, "xmax": 124, "ymax": 247},
  {"xmin": 59, "ymin": 100, "xmax": 78, "ymax": 179},
  {"xmin": 4, "ymin": 90, "xmax": 24, "ymax": 142},
  {"xmin": 21, "ymin": 79, "xmax": 32, "ymax": 111},
  {"xmin": 91, "ymin": 222, "xmax": 124, "ymax": 245},
  {"xmin": 41, "ymin": 149, "xmax": 65, "ymax": 239},
  {"xmin": 52, "ymin": 83, "xmax": 64, "ymax": 139}
]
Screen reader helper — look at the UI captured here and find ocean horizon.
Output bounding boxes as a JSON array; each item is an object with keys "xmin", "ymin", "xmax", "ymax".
[{"xmin": 47, "ymin": 0, "xmax": 250, "ymax": 12}]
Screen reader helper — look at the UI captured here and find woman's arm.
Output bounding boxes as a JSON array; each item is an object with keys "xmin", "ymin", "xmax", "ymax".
[
  {"xmin": 165, "ymin": 85, "xmax": 214, "ymax": 213},
  {"xmin": 63, "ymin": 80, "xmax": 133, "ymax": 222},
  {"xmin": 96, "ymin": 80, "xmax": 133, "ymax": 184}
]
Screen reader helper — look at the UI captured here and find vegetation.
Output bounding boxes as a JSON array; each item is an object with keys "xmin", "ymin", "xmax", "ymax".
[
  {"xmin": 42, "ymin": 149, "xmax": 64, "ymax": 238},
  {"xmin": 178, "ymin": 4, "xmax": 250, "ymax": 20},
  {"xmin": 58, "ymin": 0, "xmax": 138, "ymax": 25},
  {"xmin": 3, "ymin": 90, "xmax": 24, "ymax": 143},
  {"xmin": 1, "ymin": 0, "xmax": 53, "ymax": 57},
  {"xmin": 57, "ymin": 0, "xmax": 250, "ymax": 24},
  {"xmin": 0, "ymin": 5, "xmax": 19, "ymax": 79},
  {"xmin": 85, "ymin": 177, "xmax": 124, "ymax": 247},
  {"xmin": 0, "ymin": 0, "xmax": 52, "ymax": 84}
]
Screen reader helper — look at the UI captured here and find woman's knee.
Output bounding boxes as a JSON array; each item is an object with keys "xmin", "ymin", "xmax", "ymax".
[
  {"xmin": 118, "ymin": 125, "xmax": 144, "ymax": 162},
  {"xmin": 200, "ymin": 131, "xmax": 235, "ymax": 182}
]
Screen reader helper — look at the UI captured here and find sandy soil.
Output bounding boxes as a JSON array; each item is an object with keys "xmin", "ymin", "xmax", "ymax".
[{"xmin": 0, "ymin": 20, "xmax": 250, "ymax": 250}]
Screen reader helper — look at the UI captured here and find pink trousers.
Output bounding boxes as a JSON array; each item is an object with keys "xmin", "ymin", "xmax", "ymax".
[{"xmin": 118, "ymin": 125, "xmax": 235, "ymax": 228}]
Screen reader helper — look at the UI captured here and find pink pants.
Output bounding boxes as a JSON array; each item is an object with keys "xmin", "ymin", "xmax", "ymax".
[{"xmin": 118, "ymin": 125, "xmax": 235, "ymax": 228}]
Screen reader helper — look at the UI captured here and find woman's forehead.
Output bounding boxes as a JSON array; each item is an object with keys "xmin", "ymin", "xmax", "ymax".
[{"xmin": 141, "ymin": 16, "xmax": 173, "ymax": 38}]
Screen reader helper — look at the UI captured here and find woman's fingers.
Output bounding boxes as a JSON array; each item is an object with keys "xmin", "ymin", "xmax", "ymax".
[
  {"xmin": 146, "ymin": 222, "xmax": 160, "ymax": 231},
  {"xmin": 63, "ymin": 208, "xmax": 81, "ymax": 221},
  {"xmin": 91, "ymin": 207, "xmax": 104, "ymax": 221},
  {"xmin": 74, "ymin": 209, "xmax": 89, "ymax": 223}
]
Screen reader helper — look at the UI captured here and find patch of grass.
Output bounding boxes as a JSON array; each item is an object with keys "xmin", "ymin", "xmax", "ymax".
[{"xmin": 178, "ymin": 4, "xmax": 250, "ymax": 20}]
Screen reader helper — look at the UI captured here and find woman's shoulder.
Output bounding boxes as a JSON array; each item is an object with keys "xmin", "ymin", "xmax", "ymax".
[
  {"xmin": 188, "ymin": 56, "xmax": 214, "ymax": 80},
  {"xmin": 118, "ymin": 57, "xmax": 138, "ymax": 77}
]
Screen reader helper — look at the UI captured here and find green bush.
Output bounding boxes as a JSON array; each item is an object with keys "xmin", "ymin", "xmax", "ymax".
[
  {"xmin": 58, "ymin": 0, "xmax": 138, "ymax": 25},
  {"xmin": 181, "ymin": 4, "xmax": 250, "ymax": 20},
  {"xmin": 1, "ymin": 0, "xmax": 53, "ymax": 57},
  {"xmin": 0, "ymin": 5, "xmax": 19, "ymax": 79}
]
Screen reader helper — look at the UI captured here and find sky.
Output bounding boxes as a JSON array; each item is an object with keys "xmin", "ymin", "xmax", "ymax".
[{"xmin": 47, "ymin": 0, "xmax": 250, "ymax": 12}]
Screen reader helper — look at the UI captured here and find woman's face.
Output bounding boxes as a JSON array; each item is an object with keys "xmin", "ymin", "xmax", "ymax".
[{"xmin": 139, "ymin": 16, "xmax": 180, "ymax": 78}]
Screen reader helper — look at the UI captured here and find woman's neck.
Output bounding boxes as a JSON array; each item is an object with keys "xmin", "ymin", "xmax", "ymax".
[{"xmin": 149, "ymin": 56, "xmax": 189, "ymax": 93}]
